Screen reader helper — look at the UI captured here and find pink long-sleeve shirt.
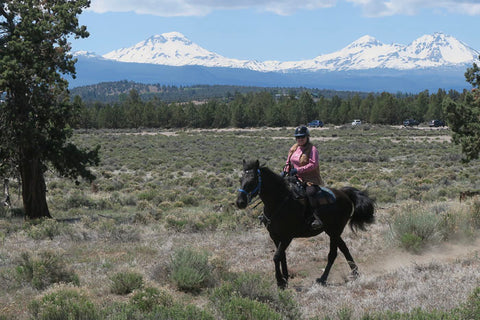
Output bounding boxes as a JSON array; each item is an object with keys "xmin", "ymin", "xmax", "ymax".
[{"xmin": 287, "ymin": 145, "xmax": 319, "ymax": 176}]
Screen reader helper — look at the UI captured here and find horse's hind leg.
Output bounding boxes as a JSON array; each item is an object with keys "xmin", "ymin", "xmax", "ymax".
[
  {"xmin": 273, "ymin": 239, "xmax": 292, "ymax": 289},
  {"xmin": 337, "ymin": 237, "xmax": 359, "ymax": 280},
  {"xmin": 316, "ymin": 238, "xmax": 338, "ymax": 285}
]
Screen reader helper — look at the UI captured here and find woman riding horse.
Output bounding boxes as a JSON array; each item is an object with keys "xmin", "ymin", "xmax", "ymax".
[
  {"xmin": 284, "ymin": 125, "xmax": 325, "ymax": 230},
  {"xmin": 237, "ymin": 159, "xmax": 375, "ymax": 288}
]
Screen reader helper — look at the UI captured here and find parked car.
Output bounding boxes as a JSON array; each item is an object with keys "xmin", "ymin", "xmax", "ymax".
[
  {"xmin": 351, "ymin": 119, "xmax": 362, "ymax": 126},
  {"xmin": 429, "ymin": 120, "xmax": 445, "ymax": 127},
  {"xmin": 307, "ymin": 120, "xmax": 324, "ymax": 128},
  {"xmin": 403, "ymin": 119, "xmax": 419, "ymax": 126}
]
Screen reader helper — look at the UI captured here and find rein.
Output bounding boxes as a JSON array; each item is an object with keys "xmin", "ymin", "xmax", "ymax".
[
  {"xmin": 238, "ymin": 169, "xmax": 262, "ymax": 203},
  {"xmin": 238, "ymin": 168, "xmax": 294, "ymax": 227}
]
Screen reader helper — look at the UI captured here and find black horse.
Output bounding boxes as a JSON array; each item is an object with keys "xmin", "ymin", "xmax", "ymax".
[{"xmin": 236, "ymin": 160, "xmax": 375, "ymax": 288}]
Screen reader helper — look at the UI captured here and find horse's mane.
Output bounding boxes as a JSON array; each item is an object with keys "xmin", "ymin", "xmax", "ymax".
[
  {"xmin": 243, "ymin": 160, "xmax": 289, "ymax": 193},
  {"xmin": 260, "ymin": 166, "xmax": 290, "ymax": 193}
]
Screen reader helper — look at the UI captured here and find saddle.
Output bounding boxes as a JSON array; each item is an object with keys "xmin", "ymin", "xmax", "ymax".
[
  {"xmin": 284, "ymin": 176, "xmax": 336, "ymax": 204},
  {"xmin": 284, "ymin": 176, "xmax": 307, "ymax": 199}
]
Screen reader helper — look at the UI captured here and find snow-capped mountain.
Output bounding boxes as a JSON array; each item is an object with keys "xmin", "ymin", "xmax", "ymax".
[
  {"xmin": 70, "ymin": 32, "xmax": 479, "ymax": 92},
  {"xmin": 73, "ymin": 50, "xmax": 104, "ymax": 59},
  {"xmin": 99, "ymin": 32, "xmax": 479, "ymax": 72},
  {"xmin": 102, "ymin": 32, "xmax": 265, "ymax": 71}
]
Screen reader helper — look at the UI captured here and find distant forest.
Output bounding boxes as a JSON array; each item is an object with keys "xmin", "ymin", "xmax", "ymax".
[
  {"xmin": 70, "ymin": 81, "xmax": 380, "ymax": 103},
  {"xmin": 70, "ymin": 81, "xmax": 467, "ymax": 129}
]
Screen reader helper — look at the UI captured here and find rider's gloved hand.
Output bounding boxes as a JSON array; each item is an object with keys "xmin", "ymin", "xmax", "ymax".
[
  {"xmin": 289, "ymin": 168, "xmax": 297, "ymax": 176},
  {"xmin": 280, "ymin": 171, "xmax": 287, "ymax": 177}
]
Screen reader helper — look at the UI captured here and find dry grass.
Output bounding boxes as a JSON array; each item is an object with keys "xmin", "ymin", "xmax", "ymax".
[
  {"xmin": 1, "ymin": 126, "xmax": 480, "ymax": 319},
  {"xmin": 2, "ymin": 202, "xmax": 480, "ymax": 319}
]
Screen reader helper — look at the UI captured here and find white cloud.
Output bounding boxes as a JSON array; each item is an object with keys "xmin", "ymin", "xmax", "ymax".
[
  {"xmin": 88, "ymin": 0, "xmax": 480, "ymax": 17},
  {"xmin": 347, "ymin": 0, "xmax": 480, "ymax": 17},
  {"xmin": 88, "ymin": 0, "xmax": 336, "ymax": 16}
]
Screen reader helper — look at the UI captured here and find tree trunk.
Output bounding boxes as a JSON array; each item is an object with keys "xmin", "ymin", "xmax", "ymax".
[{"xmin": 20, "ymin": 157, "xmax": 51, "ymax": 219}]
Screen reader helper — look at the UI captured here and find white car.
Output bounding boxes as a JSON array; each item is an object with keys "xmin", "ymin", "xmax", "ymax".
[{"xmin": 352, "ymin": 119, "xmax": 362, "ymax": 126}]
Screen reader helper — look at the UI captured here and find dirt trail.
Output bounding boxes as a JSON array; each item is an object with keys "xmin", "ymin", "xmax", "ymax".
[{"xmin": 366, "ymin": 238, "xmax": 480, "ymax": 275}]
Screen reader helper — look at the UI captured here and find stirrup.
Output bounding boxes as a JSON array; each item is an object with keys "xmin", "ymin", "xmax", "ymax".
[
  {"xmin": 311, "ymin": 219, "xmax": 323, "ymax": 230},
  {"xmin": 258, "ymin": 214, "xmax": 270, "ymax": 226}
]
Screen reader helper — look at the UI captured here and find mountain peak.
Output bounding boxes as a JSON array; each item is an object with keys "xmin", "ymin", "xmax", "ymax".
[
  {"xmin": 347, "ymin": 35, "xmax": 383, "ymax": 48},
  {"xmin": 406, "ymin": 32, "xmax": 477, "ymax": 64},
  {"xmin": 101, "ymin": 32, "xmax": 479, "ymax": 72},
  {"xmin": 144, "ymin": 32, "xmax": 191, "ymax": 45},
  {"xmin": 162, "ymin": 31, "xmax": 186, "ymax": 38},
  {"xmin": 103, "ymin": 31, "xmax": 249, "ymax": 68},
  {"xmin": 355, "ymin": 35, "xmax": 381, "ymax": 44},
  {"xmin": 73, "ymin": 51, "xmax": 103, "ymax": 59},
  {"xmin": 412, "ymin": 32, "xmax": 453, "ymax": 45}
]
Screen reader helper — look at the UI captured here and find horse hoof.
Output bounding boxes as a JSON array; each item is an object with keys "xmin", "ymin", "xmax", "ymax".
[
  {"xmin": 349, "ymin": 268, "xmax": 360, "ymax": 281},
  {"xmin": 316, "ymin": 278, "xmax": 327, "ymax": 286},
  {"xmin": 277, "ymin": 278, "xmax": 288, "ymax": 289},
  {"xmin": 277, "ymin": 282, "xmax": 288, "ymax": 290}
]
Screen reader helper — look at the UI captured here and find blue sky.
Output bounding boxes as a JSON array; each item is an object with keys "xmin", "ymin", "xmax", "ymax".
[{"xmin": 70, "ymin": 0, "xmax": 480, "ymax": 62}]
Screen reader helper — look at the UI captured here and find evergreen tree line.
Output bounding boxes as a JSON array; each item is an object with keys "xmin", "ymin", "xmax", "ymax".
[
  {"xmin": 70, "ymin": 81, "xmax": 374, "ymax": 104},
  {"xmin": 73, "ymin": 87, "xmax": 465, "ymax": 129}
]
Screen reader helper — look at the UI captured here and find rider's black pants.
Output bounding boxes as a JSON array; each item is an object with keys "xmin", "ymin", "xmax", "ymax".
[{"xmin": 306, "ymin": 185, "xmax": 320, "ymax": 209}]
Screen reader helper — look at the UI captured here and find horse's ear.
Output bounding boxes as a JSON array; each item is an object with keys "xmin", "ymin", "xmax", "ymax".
[
  {"xmin": 255, "ymin": 160, "xmax": 259, "ymax": 169},
  {"xmin": 242, "ymin": 159, "xmax": 247, "ymax": 170}
]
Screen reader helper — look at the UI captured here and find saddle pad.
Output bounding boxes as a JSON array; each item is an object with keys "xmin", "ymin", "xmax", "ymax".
[{"xmin": 318, "ymin": 187, "xmax": 336, "ymax": 203}]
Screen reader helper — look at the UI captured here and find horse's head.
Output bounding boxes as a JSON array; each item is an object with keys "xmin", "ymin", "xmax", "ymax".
[{"xmin": 236, "ymin": 159, "xmax": 261, "ymax": 209}]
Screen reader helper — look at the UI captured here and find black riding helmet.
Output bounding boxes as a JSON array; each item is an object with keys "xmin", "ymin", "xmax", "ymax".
[{"xmin": 294, "ymin": 126, "xmax": 310, "ymax": 137}]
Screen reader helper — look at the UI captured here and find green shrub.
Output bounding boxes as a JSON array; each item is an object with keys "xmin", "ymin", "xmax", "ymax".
[
  {"xmin": 178, "ymin": 194, "xmax": 199, "ymax": 206},
  {"xmin": 438, "ymin": 211, "xmax": 458, "ymax": 241},
  {"xmin": 137, "ymin": 189, "xmax": 157, "ymax": 201},
  {"xmin": 101, "ymin": 300, "xmax": 215, "ymax": 320},
  {"xmin": 337, "ymin": 307, "xmax": 354, "ymax": 320},
  {"xmin": 24, "ymin": 219, "xmax": 65, "ymax": 240},
  {"xmin": 0, "ymin": 219, "xmax": 20, "ymax": 237},
  {"xmin": 389, "ymin": 207, "xmax": 441, "ymax": 253},
  {"xmin": 16, "ymin": 251, "xmax": 79, "ymax": 290},
  {"xmin": 437, "ymin": 203, "xmax": 480, "ymax": 241},
  {"xmin": 98, "ymin": 302, "xmax": 144, "ymax": 320},
  {"xmin": 65, "ymin": 191, "xmax": 94, "ymax": 209},
  {"xmin": 110, "ymin": 271, "xmax": 143, "ymax": 295},
  {"xmin": 150, "ymin": 304, "xmax": 215, "ymax": 320},
  {"xmin": 218, "ymin": 296, "xmax": 283, "ymax": 320},
  {"xmin": 98, "ymin": 222, "xmax": 141, "ymax": 243},
  {"xmin": 29, "ymin": 288, "xmax": 99, "ymax": 320},
  {"xmin": 230, "ymin": 272, "xmax": 275, "ymax": 303},
  {"xmin": 210, "ymin": 273, "xmax": 301, "ymax": 320},
  {"xmin": 400, "ymin": 233, "xmax": 423, "ymax": 253},
  {"xmin": 169, "ymin": 247, "xmax": 213, "ymax": 293},
  {"xmin": 276, "ymin": 289, "xmax": 303, "ymax": 320},
  {"xmin": 132, "ymin": 211, "xmax": 155, "ymax": 224},
  {"xmin": 164, "ymin": 205, "xmax": 255, "ymax": 232},
  {"xmin": 470, "ymin": 199, "xmax": 480, "ymax": 228},
  {"xmin": 130, "ymin": 287, "xmax": 173, "ymax": 312},
  {"xmin": 0, "ymin": 205, "xmax": 8, "ymax": 218},
  {"xmin": 457, "ymin": 286, "xmax": 480, "ymax": 319}
]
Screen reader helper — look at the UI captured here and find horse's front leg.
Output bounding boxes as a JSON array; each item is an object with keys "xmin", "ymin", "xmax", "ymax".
[
  {"xmin": 316, "ymin": 237, "xmax": 338, "ymax": 286},
  {"xmin": 273, "ymin": 239, "xmax": 292, "ymax": 289}
]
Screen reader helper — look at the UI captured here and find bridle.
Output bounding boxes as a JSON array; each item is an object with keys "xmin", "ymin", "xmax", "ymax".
[{"xmin": 238, "ymin": 168, "xmax": 262, "ymax": 204}]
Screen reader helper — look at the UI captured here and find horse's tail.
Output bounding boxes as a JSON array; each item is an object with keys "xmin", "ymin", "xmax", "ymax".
[{"xmin": 341, "ymin": 186, "xmax": 375, "ymax": 232}]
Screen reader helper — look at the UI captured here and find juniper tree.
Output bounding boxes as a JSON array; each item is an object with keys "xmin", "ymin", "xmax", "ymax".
[
  {"xmin": 0, "ymin": 0, "xmax": 99, "ymax": 219},
  {"xmin": 444, "ymin": 56, "xmax": 480, "ymax": 161}
]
